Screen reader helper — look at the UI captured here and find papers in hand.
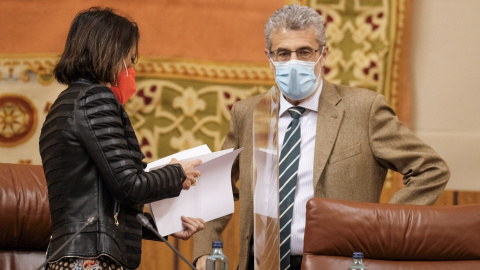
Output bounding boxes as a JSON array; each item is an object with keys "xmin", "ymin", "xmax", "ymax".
[{"xmin": 145, "ymin": 145, "xmax": 242, "ymax": 236}]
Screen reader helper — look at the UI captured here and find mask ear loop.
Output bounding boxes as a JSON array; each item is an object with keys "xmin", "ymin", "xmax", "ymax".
[
  {"xmin": 313, "ymin": 47, "xmax": 325, "ymax": 65},
  {"xmin": 267, "ymin": 53, "xmax": 283, "ymax": 94},
  {"xmin": 113, "ymin": 59, "xmax": 128, "ymax": 87},
  {"xmin": 267, "ymin": 53, "xmax": 278, "ymax": 78},
  {"xmin": 315, "ymin": 47, "xmax": 325, "ymax": 77},
  {"xmin": 267, "ymin": 51, "xmax": 276, "ymax": 66},
  {"xmin": 312, "ymin": 47, "xmax": 325, "ymax": 88},
  {"xmin": 123, "ymin": 59, "xmax": 129, "ymax": 77}
]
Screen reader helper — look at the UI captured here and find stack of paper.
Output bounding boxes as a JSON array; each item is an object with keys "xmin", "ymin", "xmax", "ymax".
[{"xmin": 145, "ymin": 145, "xmax": 242, "ymax": 236}]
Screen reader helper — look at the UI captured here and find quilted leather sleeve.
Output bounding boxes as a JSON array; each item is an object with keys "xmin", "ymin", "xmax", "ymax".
[{"xmin": 77, "ymin": 86, "xmax": 183, "ymax": 205}]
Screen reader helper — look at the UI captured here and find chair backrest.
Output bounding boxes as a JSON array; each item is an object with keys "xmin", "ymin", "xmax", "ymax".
[
  {"xmin": 0, "ymin": 162, "xmax": 52, "ymax": 270},
  {"xmin": 302, "ymin": 198, "xmax": 480, "ymax": 270}
]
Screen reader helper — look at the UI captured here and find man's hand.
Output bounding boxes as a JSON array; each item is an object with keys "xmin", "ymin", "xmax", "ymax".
[
  {"xmin": 171, "ymin": 216, "xmax": 205, "ymax": 240},
  {"xmin": 169, "ymin": 158, "xmax": 202, "ymax": 190},
  {"xmin": 195, "ymin": 255, "xmax": 209, "ymax": 270}
]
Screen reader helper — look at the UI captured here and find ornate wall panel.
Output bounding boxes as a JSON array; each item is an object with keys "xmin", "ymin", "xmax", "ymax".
[
  {"xmin": 0, "ymin": 56, "xmax": 65, "ymax": 164},
  {"xmin": 126, "ymin": 76, "xmax": 270, "ymax": 162},
  {"xmin": 0, "ymin": 55, "xmax": 273, "ymax": 164},
  {"xmin": 308, "ymin": 0, "xmax": 410, "ymax": 112}
]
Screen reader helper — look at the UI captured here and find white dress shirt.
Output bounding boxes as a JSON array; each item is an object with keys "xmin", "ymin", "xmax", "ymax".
[{"xmin": 278, "ymin": 79, "xmax": 323, "ymax": 255}]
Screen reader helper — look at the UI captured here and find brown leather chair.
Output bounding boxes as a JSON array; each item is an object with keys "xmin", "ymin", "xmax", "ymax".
[
  {"xmin": 0, "ymin": 163, "xmax": 52, "ymax": 270},
  {"xmin": 302, "ymin": 198, "xmax": 480, "ymax": 270}
]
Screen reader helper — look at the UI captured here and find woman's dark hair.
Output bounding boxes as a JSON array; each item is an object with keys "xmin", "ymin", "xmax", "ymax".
[{"xmin": 54, "ymin": 7, "xmax": 139, "ymax": 85}]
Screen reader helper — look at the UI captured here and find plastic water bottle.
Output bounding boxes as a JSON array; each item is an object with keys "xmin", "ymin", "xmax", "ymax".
[
  {"xmin": 206, "ymin": 241, "xmax": 228, "ymax": 270},
  {"xmin": 348, "ymin": 252, "xmax": 367, "ymax": 270}
]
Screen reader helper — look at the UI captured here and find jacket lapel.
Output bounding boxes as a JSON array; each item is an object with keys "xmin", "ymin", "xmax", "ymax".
[{"xmin": 313, "ymin": 80, "xmax": 344, "ymax": 190}]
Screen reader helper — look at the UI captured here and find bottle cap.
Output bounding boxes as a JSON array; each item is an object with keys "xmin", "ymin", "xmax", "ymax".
[
  {"xmin": 353, "ymin": 252, "xmax": 363, "ymax": 259},
  {"xmin": 212, "ymin": 241, "xmax": 223, "ymax": 248}
]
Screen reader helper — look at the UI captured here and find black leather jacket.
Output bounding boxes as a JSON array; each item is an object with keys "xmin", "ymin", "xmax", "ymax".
[{"xmin": 39, "ymin": 78, "xmax": 184, "ymax": 269}]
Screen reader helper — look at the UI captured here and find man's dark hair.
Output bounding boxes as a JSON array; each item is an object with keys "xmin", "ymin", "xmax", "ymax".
[{"xmin": 54, "ymin": 7, "xmax": 139, "ymax": 85}]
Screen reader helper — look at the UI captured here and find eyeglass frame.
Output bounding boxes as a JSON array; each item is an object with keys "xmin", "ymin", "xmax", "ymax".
[{"xmin": 269, "ymin": 45, "xmax": 325, "ymax": 62}]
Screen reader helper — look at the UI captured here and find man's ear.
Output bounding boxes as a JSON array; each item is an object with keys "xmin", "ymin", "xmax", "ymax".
[{"xmin": 265, "ymin": 49, "xmax": 275, "ymax": 72}]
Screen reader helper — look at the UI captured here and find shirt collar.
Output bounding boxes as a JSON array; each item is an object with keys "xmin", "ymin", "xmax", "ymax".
[{"xmin": 279, "ymin": 78, "xmax": 323, "ymax": 116}]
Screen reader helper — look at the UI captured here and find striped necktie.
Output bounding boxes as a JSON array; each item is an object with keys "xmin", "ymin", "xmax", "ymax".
[{"xmin": 279, "ymin": 106, "xmax": 305, "ymax": 269}]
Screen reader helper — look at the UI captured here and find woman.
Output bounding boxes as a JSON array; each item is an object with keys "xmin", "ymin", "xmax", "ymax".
[{"xmin": 39, "ymin": 7, "xmax": 204, "ymax": 270}]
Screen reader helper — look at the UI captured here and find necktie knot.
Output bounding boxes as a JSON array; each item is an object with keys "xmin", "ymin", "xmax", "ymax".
[{"xmin": 288, "ymin": 106, "xmax": 306, "ymax": 119}]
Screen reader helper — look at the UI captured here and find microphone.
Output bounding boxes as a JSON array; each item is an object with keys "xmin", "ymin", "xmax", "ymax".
[
  {"xmin": 136, "ymin": 213, "xmax": 197, "ymax": 270},
  {"xmin": 36, "ymin": 213, "xmax": 99, "ymax": 270}
]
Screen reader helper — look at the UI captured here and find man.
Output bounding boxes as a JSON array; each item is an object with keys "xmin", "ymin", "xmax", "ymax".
[{"xmin": 194, "ymin": 4, "xmax": 450, "ymax": 270}]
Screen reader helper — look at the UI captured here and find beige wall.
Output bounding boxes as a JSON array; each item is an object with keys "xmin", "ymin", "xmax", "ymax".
[{"xmin": 411, "ymin": 0, "xmax": 480, "ymax": 191}]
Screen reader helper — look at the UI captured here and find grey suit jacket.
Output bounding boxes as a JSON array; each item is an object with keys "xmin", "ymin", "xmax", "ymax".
[{"xmin": 193, "ymin": 80, "xmax": 450, "ymax": 270}]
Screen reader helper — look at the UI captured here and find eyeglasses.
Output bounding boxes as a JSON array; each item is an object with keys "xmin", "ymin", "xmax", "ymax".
[{"xmin": 269, "ymin": 47, "xmax": 323, "ymax": 62}]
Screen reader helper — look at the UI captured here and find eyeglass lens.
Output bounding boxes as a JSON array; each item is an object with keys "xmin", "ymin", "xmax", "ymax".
[{"xmin": 273, "ymin": 48, "xmax": 316, "ymax": 61}]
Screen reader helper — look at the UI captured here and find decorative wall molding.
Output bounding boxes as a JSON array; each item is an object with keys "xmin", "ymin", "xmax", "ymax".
[
  {"xmin": 0, "ymin": 55, "xmax": 57, "ymax": 85},
  {"xmin": 136, "ymin": 57, "xmax": 274, "ymax": 85},
  {"xmin": 0, "ymin": 55, "xmax": 274, "ymax": 85}
]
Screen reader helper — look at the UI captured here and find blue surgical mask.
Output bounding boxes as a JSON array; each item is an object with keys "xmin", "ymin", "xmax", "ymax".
[{"xmin": 272, "ymin": 55, "xmax": 322, "ymax": 101}]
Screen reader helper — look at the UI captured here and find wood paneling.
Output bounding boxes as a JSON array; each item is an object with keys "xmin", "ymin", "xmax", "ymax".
[
  {"xmin": 139, "ymin": 201, "xmax": 240, "ymax": 270},
  {"xmin": 435, "ymin": 190, "xmax": 480, "ymax": 206},
  {"xmin": 379, "ymin": 173, "xmax": 480, "ymax": 206}
]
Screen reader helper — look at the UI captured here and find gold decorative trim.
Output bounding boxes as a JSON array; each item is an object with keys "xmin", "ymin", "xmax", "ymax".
[
  {"xmin": 286, "ymin": 0, "xmax": 309, "ymax": 6},
  {"xmin": 135, "ymin": 57, "xmax": 274, "ymax": 85},
  {"xmin": 0, "ymin": 55, "xmax": 274, "ymax": 85},
  {"xmin": 385, "ymin": 0, "xmax": 407, "ymax": 112},
  {"xmin": 0, "ymin": 55, "xmax": 57, "ymax": 86}
]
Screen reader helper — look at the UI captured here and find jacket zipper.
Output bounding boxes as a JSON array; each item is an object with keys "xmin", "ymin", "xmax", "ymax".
[{"xmin": 114, "ymin": 202, "xmax": 120, "ymax": 226}]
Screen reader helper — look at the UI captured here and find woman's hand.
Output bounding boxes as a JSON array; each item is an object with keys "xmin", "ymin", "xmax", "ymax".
[
  {"xmin": 169, "ymin": 158, "xmax": 202, "ymax": 190},
  {"xmin": 171, "ymin": 216, "xmax": 205, "ymax": 240}
]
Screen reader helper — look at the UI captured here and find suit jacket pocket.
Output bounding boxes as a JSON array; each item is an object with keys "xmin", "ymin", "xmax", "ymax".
[{"xmin": 328, "ymin": 143, "xmax": 361, "ymax": 164}]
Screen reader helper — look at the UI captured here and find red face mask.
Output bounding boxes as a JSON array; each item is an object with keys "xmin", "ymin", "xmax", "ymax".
[{"xmin": 111, "ymin": 60, "xmax": 136, "ymax": 105}]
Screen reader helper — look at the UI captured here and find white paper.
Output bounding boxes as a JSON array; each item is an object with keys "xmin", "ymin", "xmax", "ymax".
[
  {"xmin": 146, "ymin": 146, "xmax": 242, "ymax": 236},
  {"xmin": 145, "ymin": 144, "xmax": 212, "ymax": 172}
]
